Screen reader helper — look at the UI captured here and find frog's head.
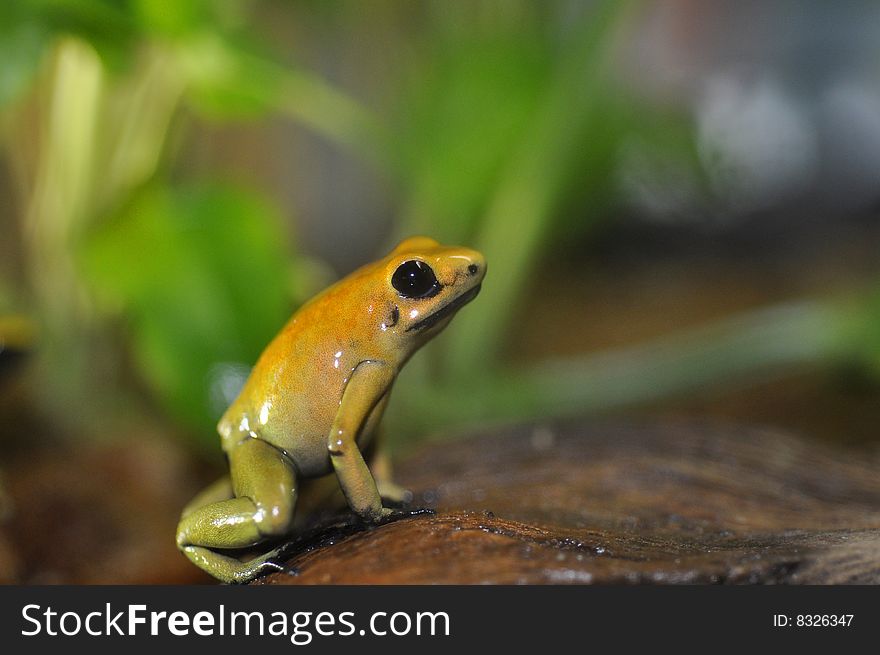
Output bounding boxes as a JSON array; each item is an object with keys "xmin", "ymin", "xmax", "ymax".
[{"xmin": 376, "ymin": 236, "xmax": 485, "ymax": 353}]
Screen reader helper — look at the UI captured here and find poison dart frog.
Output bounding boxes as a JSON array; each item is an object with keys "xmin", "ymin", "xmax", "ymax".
[{"xmin": 176, "ymin": 236, "xmax": 485, "ymax": 582}]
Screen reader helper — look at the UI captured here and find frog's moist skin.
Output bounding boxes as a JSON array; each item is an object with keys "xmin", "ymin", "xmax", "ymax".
[{"xmin": 176, "ymin": 236, "xmax": 485, "ymax": 583}]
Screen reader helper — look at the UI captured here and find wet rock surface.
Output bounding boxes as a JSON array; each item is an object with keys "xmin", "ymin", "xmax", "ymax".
[{"xmin": 255, "ymin": 420, "xmax": 880, "ymax": 584}]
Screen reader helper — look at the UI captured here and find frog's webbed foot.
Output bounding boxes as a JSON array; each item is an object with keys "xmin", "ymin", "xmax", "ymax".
[{"xmin": 182, "ymin": 545, "xmax": 290, "ymax": 584}]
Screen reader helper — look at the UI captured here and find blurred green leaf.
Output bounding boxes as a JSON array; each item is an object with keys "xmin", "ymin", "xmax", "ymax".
[
  {"xmin": 11, "ymin": 0, "xmax": 138, "ymax": 70},
  {"xmin": 0, "ymin": 15, "xmax": 50, "ymax": 109},
  {"xmin": 392, "ymin": 31, "xmax": 550, "ymax": 240},
  {"xmin": 179, "ymin": 33, "xmax": 288, "ymax": 120},
  {"xmin": 843, "ymin": 286, "xmax": 880, "ymax": 376},
  {"xmin": 81, "ymin": 183, "xmax": 295, "ymax": 442},
  {"xmin": 383, "ymin": 0, "xmax": 637, "ymax": 394},
  {"xmin": 133, "ymin": 0, "xmax": 212, "ymax": 38},
  {"xmin": 180, "ymin": 32, "xmax": 384, "ymax": 157},
  {"xmin": 0, "ymin": 0, "xmax": 249, "ymax": 87}
]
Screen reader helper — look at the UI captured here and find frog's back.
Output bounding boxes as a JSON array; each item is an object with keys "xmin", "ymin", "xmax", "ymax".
[{"xmin": 217, "ymin": 272, "xmax": 382, "ymax": 472}]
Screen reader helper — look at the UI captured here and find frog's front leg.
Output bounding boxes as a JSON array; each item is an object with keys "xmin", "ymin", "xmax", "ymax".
[
  {"xmin": 176, "ymin": 437, "xmax": 298, "ymax": 583},
  {"xmin": 329, "ymin": 360, "xmax": 396, "ymax": 522}
]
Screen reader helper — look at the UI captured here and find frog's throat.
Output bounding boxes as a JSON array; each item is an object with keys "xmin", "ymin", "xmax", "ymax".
[{"xmin": 405, "ymin": 284, "xmax": 481, "ymax": 333}]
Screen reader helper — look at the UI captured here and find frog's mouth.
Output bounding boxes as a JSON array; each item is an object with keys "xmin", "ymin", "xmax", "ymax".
[{"xmin": 406, "ymin": 284, "xmax": 481, "ymax": 332}]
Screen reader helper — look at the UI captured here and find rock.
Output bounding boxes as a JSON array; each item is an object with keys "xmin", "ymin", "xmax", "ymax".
[{"xmin": 255, "ymin": 420, "xmax": 880, "ymax": 584}]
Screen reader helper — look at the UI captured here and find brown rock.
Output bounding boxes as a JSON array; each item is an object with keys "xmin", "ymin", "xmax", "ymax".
[{"xmin": 255, "ymin": 420, "xmax": 880, "ymax": 584}]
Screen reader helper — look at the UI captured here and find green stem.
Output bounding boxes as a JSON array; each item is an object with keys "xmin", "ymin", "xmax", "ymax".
[
  {"xmin": 24, "ymin": 39, "xmax": 102, "ymax": 388},
  {"xmin": 274, "ymin": 67, "xmax": 387, "ymax": 164},
  {"xmin": 443, "ymin": 0, "xmax": 634, "ymax": 379},
  {"xmin": 392, "ymin": 299, "xmax": 856, "ymax": 441},
  {"xmin": 100, "ymin": 47, "xmax": 187, "ymax": 214},
  {"xmin": 177, "ymin": 35, "xmax": 387, "ymax": 162}
]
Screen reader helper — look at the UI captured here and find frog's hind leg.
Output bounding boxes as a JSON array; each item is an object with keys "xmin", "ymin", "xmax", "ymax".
[{"xmin": 176, "ymin": 438, "xmax": 298, "ymax": 583}]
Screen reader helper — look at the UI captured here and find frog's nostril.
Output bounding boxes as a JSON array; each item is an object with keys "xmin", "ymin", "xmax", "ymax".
[{"xmin": 467, "ymin": 264, "xmax": 479, "ymax": 276}]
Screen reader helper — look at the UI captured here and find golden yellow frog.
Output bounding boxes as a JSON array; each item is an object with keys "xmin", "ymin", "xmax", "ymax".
[{"xmin": 176, "ymin": 236, "xmax": 485, "ymax": 582}]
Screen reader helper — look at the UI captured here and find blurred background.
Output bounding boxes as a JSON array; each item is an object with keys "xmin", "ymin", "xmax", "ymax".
[{"xmin": 2, "ymin": 0, "xmax": 880, "ymax": 583}]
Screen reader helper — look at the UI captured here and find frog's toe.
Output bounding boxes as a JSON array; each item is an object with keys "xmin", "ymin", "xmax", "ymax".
[
  {"xmin": 358, "ymin": 506, "xmax": 396, "ymax": 524},
  {"xmin": 231, "ymin": 546, "xmax": 294, "ymax": 582}
]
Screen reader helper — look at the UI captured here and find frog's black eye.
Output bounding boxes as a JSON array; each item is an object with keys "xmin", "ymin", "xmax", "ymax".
[{"xmin": 391, "ymin": 260, "xmax": 439, "ymax": 298}]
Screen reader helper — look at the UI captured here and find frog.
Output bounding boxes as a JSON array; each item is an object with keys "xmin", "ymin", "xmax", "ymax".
[{"xmin": 176, "ymin": 236, "xmax": 485, "ymax": 583}]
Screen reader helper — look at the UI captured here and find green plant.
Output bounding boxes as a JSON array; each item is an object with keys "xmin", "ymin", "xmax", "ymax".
[{"xmin": 3, "ymin": 0, "xmax": 879, "ymax": 453}]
